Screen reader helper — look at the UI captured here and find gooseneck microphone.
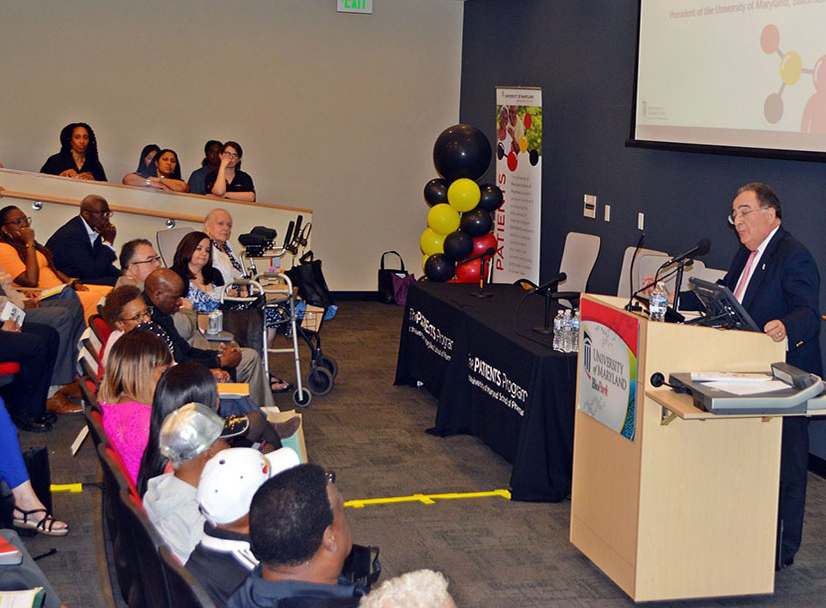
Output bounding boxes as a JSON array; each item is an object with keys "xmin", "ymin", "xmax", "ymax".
[{"xmin": 666, "ymin": 238, "xmax": 711, "ymax": 267}]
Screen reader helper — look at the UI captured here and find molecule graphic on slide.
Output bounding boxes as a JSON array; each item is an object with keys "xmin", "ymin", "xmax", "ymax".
[{"xmin": 761, "ymin": 24, "xmax": 826, "ymax": 133}]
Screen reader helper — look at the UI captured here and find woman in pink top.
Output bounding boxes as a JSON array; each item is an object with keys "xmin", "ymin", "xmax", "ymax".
[{"xmin": 98, "ymin": 330, "xmax": 173, "ymax": 484}]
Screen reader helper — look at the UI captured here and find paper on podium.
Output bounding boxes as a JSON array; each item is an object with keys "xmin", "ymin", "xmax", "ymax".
[{"xmin": 704, "ymin": 380, "xmax": 790, "ymax": 395}]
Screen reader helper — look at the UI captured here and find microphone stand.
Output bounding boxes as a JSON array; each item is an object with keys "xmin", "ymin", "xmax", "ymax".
[
  {"xmin": 470, "ymin": 249, "xmax": 496, "ymax": 298},
  {"xmin": 533, "ymin": 290, "xmax": 578, "ymax": 335}
]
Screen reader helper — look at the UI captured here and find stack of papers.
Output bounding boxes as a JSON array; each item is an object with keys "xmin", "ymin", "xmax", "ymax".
[{"xmin": 690, "ymin": 372, "xmax": 789, "ymax": 395}]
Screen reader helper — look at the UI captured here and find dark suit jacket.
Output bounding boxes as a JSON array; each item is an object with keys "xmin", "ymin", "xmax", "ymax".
[
  {"xmin": 45, "ymin": 216, "xmax": 120, "ymax": 286},
  {"xmin": 143, "ymin": 293, "xmax": 220, "ymax": 369},
  {"xmin": 685, "ymin": 227, "xmax": 822, "ymax": 375}
]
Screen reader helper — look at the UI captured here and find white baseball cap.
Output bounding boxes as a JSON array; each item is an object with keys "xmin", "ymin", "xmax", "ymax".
[{"xmin": 197, "ymin": 446, "xmax": 300, "ymax": 525}]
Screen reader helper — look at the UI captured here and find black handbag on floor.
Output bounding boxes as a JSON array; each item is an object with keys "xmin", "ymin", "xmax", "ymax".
[{"xmin": 377, "ymin": 251, "xmax": 408, "ymax": 304}]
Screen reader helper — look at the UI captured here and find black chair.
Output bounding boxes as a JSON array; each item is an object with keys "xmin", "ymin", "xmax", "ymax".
[
  {"xmin": 118, "ymin": 487, "xmax": 172, "ymax": 608},
  {"xmin": 96, "ymin": 443, "xmax": 139, "ymax": 606},
  {"xmin": 159, "ymin": 545, "xmax": 218, "ymax": 608}
]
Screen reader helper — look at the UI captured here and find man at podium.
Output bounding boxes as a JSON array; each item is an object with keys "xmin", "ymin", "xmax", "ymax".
[{"xmin": 660, "ymin": 183, "xmax": 821, "ymax": 571}]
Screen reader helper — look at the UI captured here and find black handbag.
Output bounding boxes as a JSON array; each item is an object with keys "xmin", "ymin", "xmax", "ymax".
[
  {"xmin": 340, "ymin": 544, "xmax": 381, "ymax": 591},
  {"xmin": 377, "ymin": 251, "xmax": 408, "ymax": 304},
  {"xmin": 285, "ymin": 251, "xmax": 335, "ymax": 308}
]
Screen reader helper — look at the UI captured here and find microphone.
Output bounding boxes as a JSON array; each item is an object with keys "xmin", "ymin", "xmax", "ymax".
[
  {"xmin": 530, "ymin": 272, "xmax": 567, "ymax": 294},
  {"xmin": 666, "ymin": 238, "xmax": 711, "ymax": 266},
  {"xmin": 463, "ymin": 247, "xmax": 496, "ymax": 265}
]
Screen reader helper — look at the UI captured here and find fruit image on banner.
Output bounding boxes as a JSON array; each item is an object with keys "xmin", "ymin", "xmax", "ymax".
[
  {"xmin": 419, "ymin": 124, "xmax": 504, "ymax": 283},
  {"xmin": 495, "ymin": 88, "xmax": 543, "ymax": 285}
]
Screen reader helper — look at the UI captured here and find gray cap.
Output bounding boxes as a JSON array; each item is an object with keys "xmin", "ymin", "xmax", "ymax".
[{"xmin": 159, "ymin": 402, "xmax": 230, "ymax": 464}]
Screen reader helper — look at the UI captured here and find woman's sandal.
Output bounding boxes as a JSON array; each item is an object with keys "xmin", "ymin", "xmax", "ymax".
[
  {"xmin": 270, "ymin": 375, "xmax": 294, "ymax": 394},
  {"xmin": 12, "ymin": 507, "xmax": 69, "ymax": 537}
]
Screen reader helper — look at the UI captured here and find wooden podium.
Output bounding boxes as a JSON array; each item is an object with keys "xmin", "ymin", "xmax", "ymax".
[{"xmin": 570, "ymin": 294, "xmax": 786, "ymax": 602}]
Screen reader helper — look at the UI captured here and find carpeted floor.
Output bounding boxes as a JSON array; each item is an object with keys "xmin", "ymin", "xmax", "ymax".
[{"xmin": 14, "ymin": 300, "xmax": 826, "ymax": 607}]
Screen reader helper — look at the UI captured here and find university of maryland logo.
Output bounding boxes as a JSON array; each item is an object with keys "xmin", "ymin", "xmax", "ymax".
[{"xmin": 582, "ymin": 328, "xmax": 592, "ymax": 380}]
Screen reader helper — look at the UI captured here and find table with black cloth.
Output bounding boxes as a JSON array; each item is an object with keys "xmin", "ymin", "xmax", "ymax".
[{"xmin": 395, "ymin": 281, "xmax": 577, "ymax": 502}]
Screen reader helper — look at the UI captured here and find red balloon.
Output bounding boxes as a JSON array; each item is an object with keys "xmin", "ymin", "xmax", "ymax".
[
  {"xmin": 507, "ymin": 151, "xmax": 518, "ymax": 171},
  {"xmin": 472, "ymin": 233, "xmax": 497, "ymax": 257},
  {"xmin": 455, "ymin": 258, "xmax": 482, "ymax": 283},
  {"xmin": 524, "ymin": 112, "xmax": 532, "ymax": 130}
]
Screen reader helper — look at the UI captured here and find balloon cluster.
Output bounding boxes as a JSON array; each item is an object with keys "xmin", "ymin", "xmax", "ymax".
[{"xmin": 420, "ymin": 125, "xmax": 504, "ymax": 282}]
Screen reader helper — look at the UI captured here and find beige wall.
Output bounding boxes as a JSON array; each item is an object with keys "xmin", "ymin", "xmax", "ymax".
[{"xmin": 0, "ymin": 0, "xmax": 464, "ymax": 290}]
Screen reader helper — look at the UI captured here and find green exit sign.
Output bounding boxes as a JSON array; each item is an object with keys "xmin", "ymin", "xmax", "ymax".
[{"xmin": 337, "ymin": 0, "xmax": 372, "ymax": 14}]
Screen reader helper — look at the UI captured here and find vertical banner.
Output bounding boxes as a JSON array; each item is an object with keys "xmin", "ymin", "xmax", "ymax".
[
  {"xmin": 578, "ymin": 299, "xmax": 639, "ymax": 441},
  {"xmin": 494, "ymin": 87, "xmax": 542, "ymax": 284}
]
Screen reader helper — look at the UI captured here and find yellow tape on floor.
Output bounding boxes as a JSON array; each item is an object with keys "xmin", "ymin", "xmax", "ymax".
[
  {"xmin": 344, "ymin": 489, "xmax": 511, "ymax": 508},
  {"xmin": 50, "ymin": 483, "xmax": 83, "ymax": 493}
]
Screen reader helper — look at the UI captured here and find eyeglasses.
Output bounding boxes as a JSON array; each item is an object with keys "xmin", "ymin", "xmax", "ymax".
[
  {"xmin": 326, "ymin": 470, "xmax": 336, "ymax": 484},
  {"xmin": 223, "ymin": 152, "xmax": 239, "ymax": 159},
  {"xmin": 3, "ymin": 216, "xmax": 31, "ymax": 227},
  {"xmin": 120, "ymin": 306, "xmax": 153, "ymax": 322},
  {"xmin": 87, "ymin": 210, "xmax": 113, "ymax": 219},
  {"xmin": 131, "ymin": 255, "xmax": 161, "ymax": 266},
  {"xmin": 727, "ymin": 206, "xmax": 767, "ymax": 225}
]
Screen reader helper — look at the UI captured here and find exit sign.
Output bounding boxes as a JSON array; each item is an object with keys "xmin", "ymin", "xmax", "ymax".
[{"xmin": 337, "ymin": 0, "xmax": 372, "ymax": 14}]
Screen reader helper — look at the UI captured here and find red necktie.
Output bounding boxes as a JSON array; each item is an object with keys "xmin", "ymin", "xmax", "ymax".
[{"xmin": 733, "ymin": 249, "xmax": 758, "ymax": 301}]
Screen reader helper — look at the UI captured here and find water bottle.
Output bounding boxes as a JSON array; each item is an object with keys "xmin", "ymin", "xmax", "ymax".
[
  {"xmin": 571, "ymin": 308, "xmax": 580, "ymax": 353},
  {"xmin": 552, "ymin": 310, "xmax": 564, "ymax": 351},
  {"xmin": 562, "ymin": 309, "xmax": 573, "ymax": 353},
  {"xmin": 649, "ymin": 282, "xmax": 668, "ymax": 323}
]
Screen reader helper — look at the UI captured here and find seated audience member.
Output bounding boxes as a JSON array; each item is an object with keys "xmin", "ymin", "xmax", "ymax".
[
  {"xmin": 228, "ymin": 464, "xmax": 362, "ymax": 608},
  {"xmin": 40, "ymin": 122, "xmax": 107, "ymax": 181},
  {"xmin": 98, "ymin": 330, "xmax": 173, "ymax": 484},
  {"xmin": 45, "ymin": 194, "xmax": 121, "ymax": 286},
  {"xmin": 186, "ymin": 447, "xmax": 300, "ymax": 608},
  {"xmin": 142, "ymin": 268, "xmax": 276, "ymax": 407},
  {"xmin": 188, "ymin": 140, "xmax": 223, "ymax": 195},
  {"xmin": 359, "ymin": 570, "xmax": 456, "ymax": 608},
  {"xmin": 172, "ymin": 231, "xmax": 226, "ymax": 314},
  {"xmin": 0, "ymin": 397, "xmax": 68, "ymax": 535},
  {"xmin": 0, "ymin": 205, "xmax": 111, "ymax": 322},
  {"xmin": 0, "ymin": 268, "xmax": 84, "ymax": 404},
  {"xmin": 100, "ymin": 285, "xmax": 150, "ymax": 365},
  {"xmin": 206, "ymin": 142, "xmax": 256, "ymax": 202},
  {"xmin": 204, "ymin": 208, "xmax": 245, "ymax": 283},
  {"xmin": 121, "ymin": 144, "xmax": 161, "ymax": 184},
  {"xmin": 0, "ymin": 319, "xmax": 61, "ymax": 432},
  {"xmin": 143, "ymin": 402, "xmax": 241, "ymax": 563},
  {"xmin": 116, "ymin": 238, "xmax": 163, "ymax": 289},
  {"xmin": 137, "ymin": 362, "xmax": 300, "ymax": 497},
  {"xmin": 0, "ymin": 529, "xmax": 65, "ymax": 607},
  {"xmin": 123, "ymin": 148, "xmax": 189, "ymax": 192}
]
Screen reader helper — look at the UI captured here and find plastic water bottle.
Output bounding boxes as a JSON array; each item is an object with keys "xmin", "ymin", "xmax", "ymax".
[
  {"xmin": 649, "ymin": 282, "xmax": 668, "ymax": 322},
  {"xmin": 571, "ymin": 308, "xmax": 580, "ymax": 353},
  {"xmin": 552, "ymin": 310, "xmax": 564, "ymax": 351},
  {"xmin": 562, "ymin": 309, "xmax": 573, "ymax": 353}
]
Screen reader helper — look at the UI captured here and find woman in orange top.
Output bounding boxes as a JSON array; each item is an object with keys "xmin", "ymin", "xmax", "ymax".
[{"xmin": 0, "ymin": 206, "xmax": 110, "ymax": 322}]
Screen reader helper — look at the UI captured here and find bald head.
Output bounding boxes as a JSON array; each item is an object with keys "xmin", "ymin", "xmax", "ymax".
[
  {"xmin": 145, "ymin": 268, "xmax": 184, "ymax": 315},
  {"xmin": 79, "ymin": 194, "xmax": 112, "ymax": 233},
  {"xmin": 204, "ymin": 208, "xmax": 232, "ymax": 243}
]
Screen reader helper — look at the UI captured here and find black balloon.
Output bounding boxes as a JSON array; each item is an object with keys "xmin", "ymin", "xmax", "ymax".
[
  {"xmin": 496, "ymin": 142, "xmax": 506, "ymax": 160},
  {"xmin": 423, "ymin": 178, "xmax": 449, "ymax": 207},
  {"xmin": 478, "ymin": 184, "xmax": 504, "ymax": 212},
  {"xmin": 460, "ymin": 208, "xmax": 493, "ymax": 237},
  {"xmin": 529, "ymin": 149, "xmax": 539, "ymax": 166},
  {"xmin": 424, "ymin": 254, "xmax": 456, "ymax": 282},
  {"xmin": 433, "ymin": 124, "xmax": 492, "ymax": 182},
  {"xmin": 443, "ymin": 231, "xmax": 474, "ymax": 261}
]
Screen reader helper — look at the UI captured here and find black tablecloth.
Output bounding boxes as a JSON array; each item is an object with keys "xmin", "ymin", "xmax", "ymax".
[{"xmin": 395, "ymin": 282, "xmax": 577, "ymax": 501}]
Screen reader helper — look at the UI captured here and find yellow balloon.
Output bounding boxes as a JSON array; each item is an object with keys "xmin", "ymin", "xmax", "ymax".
[
  {"xmin": 427, "ymin": 203, "xmax": 461, "ymax": 235},
  {"xmin": 780, "ymin": 51, "xmax": 803, "ymax": 85},
  {"xmin": 422, "ymin": 254, "xmax": 430, "ymax": 274},
  {"xmin": 519, "ymin": 136, "xmax": 529, "ymax": 153},
  {"xmin": 419, "ymin": 228, "xmax": 445, "ymax": 255},
  {"xmin": 447, "ymin": 178, "xmax": 481, "ymax": 213}
]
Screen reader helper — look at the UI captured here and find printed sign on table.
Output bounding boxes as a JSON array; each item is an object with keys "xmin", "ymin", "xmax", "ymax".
[{"xmin": 578, "ymin": 299, "xmax": 639, "ymax": 441}]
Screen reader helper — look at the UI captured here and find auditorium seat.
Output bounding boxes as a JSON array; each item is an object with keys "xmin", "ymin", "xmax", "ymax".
[{"xmin": 159, "ymin": 545, "xmax": 218, "ymax": 608}]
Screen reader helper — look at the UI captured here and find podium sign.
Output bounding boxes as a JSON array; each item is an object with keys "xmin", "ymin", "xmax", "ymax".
[{"xmin": 579, "ymin": 298, "xmax": 639, "ymax": 441}]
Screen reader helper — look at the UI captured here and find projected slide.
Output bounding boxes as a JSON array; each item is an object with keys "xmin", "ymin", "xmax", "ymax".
[{"xmin": 634, "ymin": 0, "xmax": 826, "ymax": 155}]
